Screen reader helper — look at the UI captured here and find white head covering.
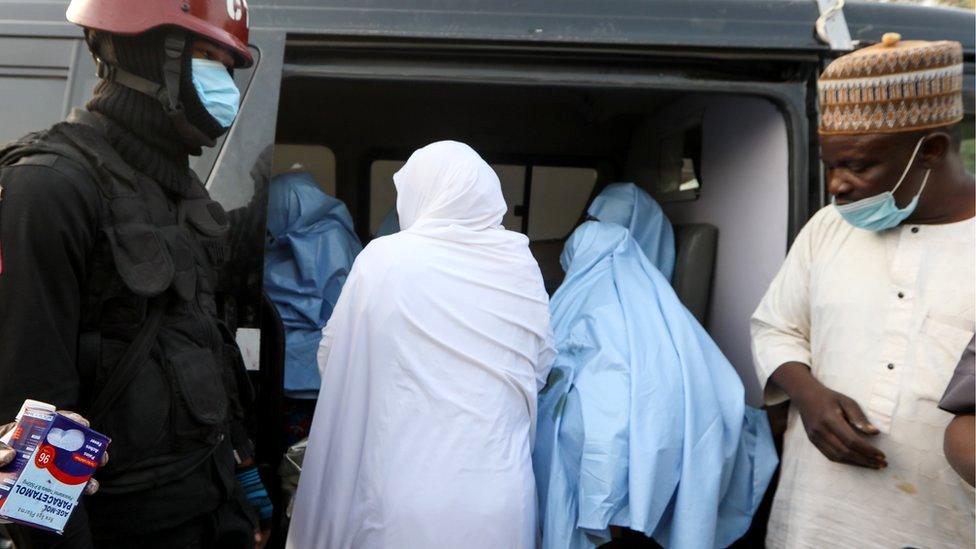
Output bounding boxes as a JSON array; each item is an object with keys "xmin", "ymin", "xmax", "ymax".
[
  {"xmin": 395, "ymin": 141, "xmax": 506, "ymax": 232},
  {"xmin": 288, "ymin": 141, "xmax": 554, "ymax": 549}
]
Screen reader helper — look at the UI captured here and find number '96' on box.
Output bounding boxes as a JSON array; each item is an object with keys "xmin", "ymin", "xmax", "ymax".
[{"xmin": 0, "ymin": 403, "xmax": 111, "ymax": 534}]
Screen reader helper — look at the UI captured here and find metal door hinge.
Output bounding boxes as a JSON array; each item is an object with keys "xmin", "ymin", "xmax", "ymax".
[{"xmin": 815, "ymin": 0, "xmax": 854, "ymax": 52}]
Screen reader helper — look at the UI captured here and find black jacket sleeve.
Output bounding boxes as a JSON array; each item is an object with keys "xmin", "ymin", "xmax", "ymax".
[{"xmin": 0, "ymin": 156, "xmax": 99, "ymax": 422}]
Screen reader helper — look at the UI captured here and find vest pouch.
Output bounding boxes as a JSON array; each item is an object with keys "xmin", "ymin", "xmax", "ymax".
[
  {"xmin": 105, "ymin": 222, "xmax": 175, "ymax": 297},
  {"xmin": 184, "ymin": 198, "xmax": 230, "ymax": 238},
  {"xmin": 162, "ymin": 226, "xmax": 197, "ymax": 302},
  {"xmin": 94, "ymin": 339, "xmax": 171, "ymax": 476},
  {"xmin": 184, "ymin": 198, "xmax": 231, "ymax": 268},
  {"xmin": 166, "ymin": 347, "xmax": 229, "ymax": 446}
]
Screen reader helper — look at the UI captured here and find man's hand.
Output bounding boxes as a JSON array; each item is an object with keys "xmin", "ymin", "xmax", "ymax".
[
  {"xmin": 0, "ymin": 422, "xmax": 15, "ymax": 467},
  {"xmin": 772, "ymin": 362, "xmax": 887, "ymax": 469},
  {"xmin": 255, "ymin": 528, "xmax": 271, "ymax": 549},
  {"xmin": 0, "ymin": 443, "xmax": 13, "ymax": 466}
]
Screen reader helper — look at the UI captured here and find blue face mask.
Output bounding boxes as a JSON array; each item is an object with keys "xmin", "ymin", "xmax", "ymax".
[
  {"xmin": 190, "ymin": 58, "xmax": 240, "ymax": 128},
  {"xmin": 833, "ymin": 136, "xmax": 931, "ymax": 232}
]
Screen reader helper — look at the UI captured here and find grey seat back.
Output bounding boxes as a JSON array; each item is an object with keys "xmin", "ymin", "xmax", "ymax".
[
  {"xmin": 528, "ymin": 239, "xmax": 566, "ymax": 295},
  {"xmin": 671, "ymin": 223, "xmax": 718, "ymax": 325}
]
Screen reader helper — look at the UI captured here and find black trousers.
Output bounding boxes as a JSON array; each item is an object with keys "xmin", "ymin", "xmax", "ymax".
[{"xmin": 96, "ymin": 494, "xmax": 254, "ymax": 549}]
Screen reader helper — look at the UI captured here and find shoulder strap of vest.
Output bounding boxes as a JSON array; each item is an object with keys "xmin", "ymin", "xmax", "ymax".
[
  {"xmin": 88, "ymin": 296, "xmax": 167, "ymax": 425},
  {"xmin": 0, "ymin": 131, "xmax": 44, "ymax": 166},
  {"xmin": 58, "ymin": 110, "xmax": 142, "ymax": 200},
  {"xmin": 0, "ymin": 127, "xmax": 99, "ymax": 184}
]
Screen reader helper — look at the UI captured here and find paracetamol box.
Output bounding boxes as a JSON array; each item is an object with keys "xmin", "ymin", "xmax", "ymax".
[{"xmin": 0, "ymin": 401, "xmax": 111, "ymax": 534}]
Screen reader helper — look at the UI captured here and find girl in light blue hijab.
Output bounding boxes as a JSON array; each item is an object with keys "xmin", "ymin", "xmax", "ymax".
[
  {"xmin": 264, "ymin": 172, "xmax": 362, "ymax": 400},
  {"xmin": 533, "ymin": 219, "xmax": 776, "ymax": 549},
  {"xmin": 587, "ymin": 182, "xmax": 675, "ymax": 281}
]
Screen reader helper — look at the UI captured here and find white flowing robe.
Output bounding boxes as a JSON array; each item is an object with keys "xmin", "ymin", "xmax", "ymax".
[{"xmin": 287, "ymin": 141, "xmax": 555, "ymax": 549}]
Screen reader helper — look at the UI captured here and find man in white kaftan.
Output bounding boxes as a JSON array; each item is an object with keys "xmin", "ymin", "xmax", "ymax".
[
  {"xmin": 286, "ymin": 141, "xmax": 554, "ymax": 549},
  {"xmin": 751, "ymin": 35, "xmax": 975, "ymax": 548}
]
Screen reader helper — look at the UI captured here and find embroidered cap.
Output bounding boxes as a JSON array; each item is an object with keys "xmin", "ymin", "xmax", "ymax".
[{"xmin": 818, "ymin": 33, "xmax": 964, "ymax": 135}]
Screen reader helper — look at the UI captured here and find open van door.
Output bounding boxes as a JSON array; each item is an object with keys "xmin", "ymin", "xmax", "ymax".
[
  {"xmin": 198, "ymin": 28, "xmax": 289, "ymax": 531},
  {"xmin": 626, "ymin": 92, "xmax": 802, "ymax": 407}
]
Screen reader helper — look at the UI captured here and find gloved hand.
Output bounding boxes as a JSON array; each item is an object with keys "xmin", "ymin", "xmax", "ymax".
[{"xmin": 237, "ymin": 466, "xmax": 273, "ymax": 548}]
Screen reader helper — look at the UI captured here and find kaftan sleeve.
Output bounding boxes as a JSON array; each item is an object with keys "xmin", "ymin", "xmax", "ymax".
[{"xmin": 750, "ymin": 215, "xmax": 817, "ymax": 406}]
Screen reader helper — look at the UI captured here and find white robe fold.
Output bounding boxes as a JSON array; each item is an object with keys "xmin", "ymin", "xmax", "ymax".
[{"xmin": 287, "ymin": 141, "xmax": 554, "ymax": 549}]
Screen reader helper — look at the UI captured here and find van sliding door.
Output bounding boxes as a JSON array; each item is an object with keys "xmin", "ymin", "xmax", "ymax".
[{"xmin": 629, "ymin": 92, "xmax": 803, "ymax": 406}]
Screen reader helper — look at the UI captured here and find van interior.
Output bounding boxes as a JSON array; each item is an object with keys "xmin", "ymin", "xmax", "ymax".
[{"xmin": 270, "ymin": 75, "xmax": 791, "ymax": 406}]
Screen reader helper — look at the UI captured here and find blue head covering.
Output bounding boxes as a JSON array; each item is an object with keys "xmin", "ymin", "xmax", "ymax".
[
  {"xmin": 533, "ymin": 221, "xmax": 776, "ymax": 549},
  {"xmin": 265, "ymin": 172, "xmax": 363, "ymax": 398},
  {"xmin": 587, "ymin": 183, "xmax": 675, "ymax": 281}
]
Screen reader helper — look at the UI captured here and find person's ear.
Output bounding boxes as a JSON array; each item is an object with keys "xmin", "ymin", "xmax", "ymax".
[{"xmin": 920, "ymin": 131, "xmax": 951, "ymax": 169}]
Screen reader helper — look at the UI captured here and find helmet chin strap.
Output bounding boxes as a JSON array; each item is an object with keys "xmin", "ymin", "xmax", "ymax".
[{"xmin": 91, "ymin": 30, "xmax": 216, "ymax": 149}]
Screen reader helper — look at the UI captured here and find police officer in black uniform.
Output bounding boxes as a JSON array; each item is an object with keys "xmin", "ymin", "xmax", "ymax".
[{"xmin": 0, "ymin": 1, "xmax": 271, "ymax": 547}]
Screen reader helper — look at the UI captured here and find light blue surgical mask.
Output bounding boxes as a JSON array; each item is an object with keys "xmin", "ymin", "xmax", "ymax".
[
  {"xmin": 833, "ymin": 136, "xmax": 931, "ymax": 232},
  {"xmin": 190, "ymin": 58, "xmax": 240, "ymax": 128}
]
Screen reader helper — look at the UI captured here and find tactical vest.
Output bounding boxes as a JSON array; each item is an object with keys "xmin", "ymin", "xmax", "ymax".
[{"xmin": 0, "ymin": 110, "xmax": 251, "ymax": 494}]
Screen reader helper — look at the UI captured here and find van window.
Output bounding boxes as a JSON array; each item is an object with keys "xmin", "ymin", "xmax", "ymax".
[
  {"xmin": 368, "ymin": 160, "xmax": 595, "ymax": 240},
  {"xmin": 495, "ymin": 164, "xmax": 527, "ymax": 231},
  {"xmin": 654, "ymin": 119, "xmax": 703, "ymax": 203},
  {"xmin": 369, "ymin": 160, "xmax": 528, "ymax": 234},
  {"xmin": 272, "ymin": 144, "xmax": 337, "ymax": 196},
  {"xmin": 369, "ymin": 160, "xmax": 404, "ymax": 234},
  {"xmin": 527, "ymin": 167, "xmax": 597, "ymax": 240}
]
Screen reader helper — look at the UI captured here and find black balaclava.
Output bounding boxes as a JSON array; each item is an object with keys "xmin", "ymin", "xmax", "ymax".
[{"xmin": 85, "ymin": 28, "xmax": 228, "ymax": 194}]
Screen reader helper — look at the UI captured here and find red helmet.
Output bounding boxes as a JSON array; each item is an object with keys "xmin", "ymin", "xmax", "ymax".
[{"xmin": 66, "ymin": 0, "xmax": 252, "ymax": 68}]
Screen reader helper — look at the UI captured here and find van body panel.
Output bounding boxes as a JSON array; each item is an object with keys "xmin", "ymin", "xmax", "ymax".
[
  {"xmin": 2, "ymin": 1, "xmax": 972, "ymax": 54},
  {"xmin": 244, "ymin": 0, "xmax": 975, "ymax": 54}
]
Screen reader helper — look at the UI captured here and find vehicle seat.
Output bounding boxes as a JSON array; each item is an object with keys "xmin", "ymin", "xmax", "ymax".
[
  {"xmin": 671, "ymin": 223, "xmax": 718, "ymax": 325},
  {"xmin": 529, "ymin": 239, "xmax": 566, "ymax": 295},
  {"xmin": 529, "ymin": 224, "xmax": 717, "ymax": 324}
]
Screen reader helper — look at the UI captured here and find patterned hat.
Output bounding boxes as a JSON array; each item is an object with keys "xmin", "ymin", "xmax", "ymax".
[{"xmin": 818, "ymin": 33, "xmax": 964, "ymax": 135}]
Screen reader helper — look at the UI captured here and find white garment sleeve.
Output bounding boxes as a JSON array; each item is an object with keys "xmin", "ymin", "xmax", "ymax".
[
  {"xmin": 750, "ymin": 217, "xmax": 816, "ymax": 406},
  {"xmin": 317, "ymin": 322, "xmax": 336, "ymax": 380},
  {"xmin": 317, "ymin": 260, "xmax": 361, "ymax": 379}
]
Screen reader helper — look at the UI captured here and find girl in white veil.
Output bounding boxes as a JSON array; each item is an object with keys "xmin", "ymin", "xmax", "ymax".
[{"xmin": 287, "ymin": 141, "xmax": 554, "ymax": 549}]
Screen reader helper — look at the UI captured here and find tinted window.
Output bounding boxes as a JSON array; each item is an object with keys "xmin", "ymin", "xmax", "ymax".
[
  {"xmin": 272, "ymin": 144, "xmax": 337, "ymax": 195},
  {"xmin": 369, "ymin": 160, "xmax": 596, "ymax": 240},
  {"xmin": 527, "ymin": 167, "xmax": 597, "ymax": 241}
]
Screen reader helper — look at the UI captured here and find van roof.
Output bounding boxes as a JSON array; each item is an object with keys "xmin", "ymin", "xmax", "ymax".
[
  {"xmin": 254, "ymin": 0, "xmax": 974, "ymax": 54},
  {"xmin": 2, "ymin": 1, "xmax": 973, "ymax": 55}
]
